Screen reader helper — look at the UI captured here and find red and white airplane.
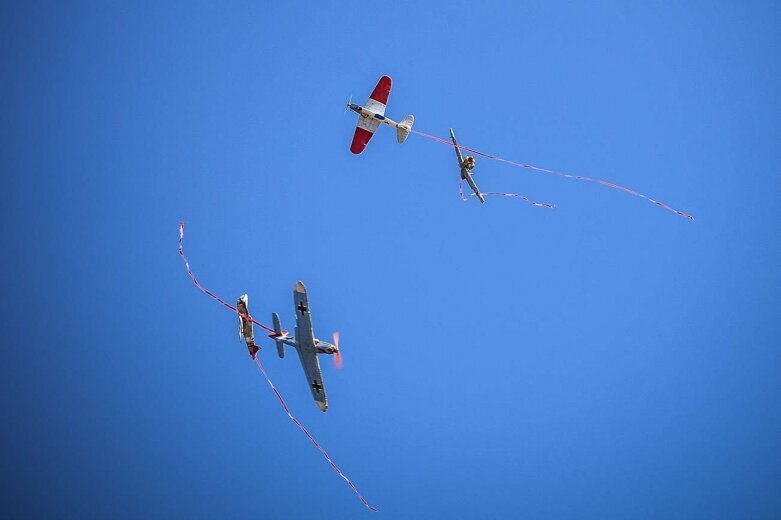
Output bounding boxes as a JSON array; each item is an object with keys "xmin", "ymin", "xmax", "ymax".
[{"xmin": 347, "ymin": 75, "xmax": 414, "ymax": 154}]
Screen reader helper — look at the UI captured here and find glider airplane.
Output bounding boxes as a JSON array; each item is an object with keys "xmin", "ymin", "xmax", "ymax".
[
  {"xmin": 347, "ymin": 75, "xmax": 414, "ymax": 154},
  {"xmin": 238, "ymin": 281, "xmax": 341, "ymax": 412},
  {"xmin": 450, "ymin": 128, "xmax": 485, "ymax": 203}
]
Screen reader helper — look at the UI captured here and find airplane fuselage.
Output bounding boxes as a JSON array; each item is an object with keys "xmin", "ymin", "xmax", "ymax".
[
  {"xmin": 272, "ymin": 332, "xmax": 337, "ymax": 355},
  {"xmin": 348, "ymin": 103, "xmax": 400, "ymax": 127}
]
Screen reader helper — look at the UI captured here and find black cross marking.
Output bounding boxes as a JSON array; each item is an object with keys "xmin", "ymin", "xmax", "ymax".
[
  {"xmin": 297, "ymin": 301, "xmax": 309, "ymax": 315},
  {"xmin": 311, "ymin": 380, "xmax": 323, "ymax": 394}
]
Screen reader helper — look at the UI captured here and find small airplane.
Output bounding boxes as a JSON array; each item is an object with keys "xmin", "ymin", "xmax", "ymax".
[
  {"xmin": 450, "ymin": 128, "xmax": 485, "ymax": 203},
  {"xmin": 237, "ymin": 294, "xmax": 260, "ymax": 360},
  {"xmin": 347, "ymin": 75, "xmax": 414, "ymax": 154},
  {"xmin": 265, "ymin": 281, "xmax": 341, "ymax": 412}
]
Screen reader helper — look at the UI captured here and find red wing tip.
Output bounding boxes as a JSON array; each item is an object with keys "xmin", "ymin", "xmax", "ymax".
[
  {"xmin": 350, "ymin": 127, "xmax": 373, "ymax": 154},
  {"xmin": 369, "ymin": 76, "xmax": 392, "ymax": 104}
]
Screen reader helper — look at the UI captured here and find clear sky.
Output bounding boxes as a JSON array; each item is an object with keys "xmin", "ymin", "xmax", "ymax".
[{"xmin": 2, "ymin": 1, "xmax": 780, "ymax": 518}]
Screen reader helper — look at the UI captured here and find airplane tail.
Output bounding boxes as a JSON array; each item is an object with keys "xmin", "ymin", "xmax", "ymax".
[
  {"xmin": 396, "ymin": 115, "xmax": 414, "ymax": 143},
  {"xmin": 272, "ymin": 312, "xmax": 285, "ymax": 358}
]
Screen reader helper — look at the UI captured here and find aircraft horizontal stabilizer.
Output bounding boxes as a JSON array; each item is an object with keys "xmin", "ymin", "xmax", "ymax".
[
  {"xmin": 396, "ymin": 115, "xmax": 414, "ymax": 143},
  {"xmin": 272, "ymin": 312, "xmax": 285, "ymax": 358}
]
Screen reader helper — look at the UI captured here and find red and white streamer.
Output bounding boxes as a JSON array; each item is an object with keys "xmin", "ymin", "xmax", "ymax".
[
  {"xmin": 479, "ymin": 192, "xmax": 555, "ymax": 208},
  {"xmin": 413, "ymin": 129, "xmax": 694, "ymax": 220},
  {"xmin": 178, "ymin": 222, "xmax": 378, "ymax": 512},
  {"xmin": 252, "ymin": 357, "xmax": 378, "ymax": 512},
  {"xmin": 459, "ymin": 177, "xmax": 554, "ymax": 208}
]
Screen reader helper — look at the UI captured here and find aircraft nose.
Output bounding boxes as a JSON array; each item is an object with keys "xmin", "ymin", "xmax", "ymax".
[{"xmin": 317, "ymin": 400, "xmax": 328, "ymax": 412}]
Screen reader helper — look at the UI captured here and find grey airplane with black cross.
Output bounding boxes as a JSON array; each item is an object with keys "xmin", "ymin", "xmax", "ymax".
[{"xmin": 237, "ymin": 281, "xmax": 341, "ymax": 412}]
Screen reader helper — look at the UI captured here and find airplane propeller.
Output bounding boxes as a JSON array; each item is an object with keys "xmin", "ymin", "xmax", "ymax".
[
  {"xmin": 344, "ymin": 94, "xmax": 353, "ymax": 114},
  {"xmin": 333, "ymin": 331, "xmax": 343, "ymax": 369}
]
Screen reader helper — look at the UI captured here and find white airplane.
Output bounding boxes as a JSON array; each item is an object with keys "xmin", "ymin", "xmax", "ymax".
[{"xmin": 347, "ymin": 75, "xmax": 414, "ymax": 154}]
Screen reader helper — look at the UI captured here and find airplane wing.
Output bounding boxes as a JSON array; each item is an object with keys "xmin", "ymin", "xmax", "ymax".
[
  {"xmin": 350, "ymin": 117, "xmax": 381, "ymax": 154},
  {"xmin": 463, "ymin": 171, "xmax": 486, "ymax": 204},
  {"xmin": 350, "ymin": 76, "xmax": 392, "ymax": 154},
  {"xmin": 365, "ymin": 75, "xmax": 391, "ymax": 115},
  {"xmin": 449, "ymin": 128, "xmax": 464, "ymax": 166},
  {"xmin": 293, "ymin": 281, "xmax": 328, "ymax": 412}
]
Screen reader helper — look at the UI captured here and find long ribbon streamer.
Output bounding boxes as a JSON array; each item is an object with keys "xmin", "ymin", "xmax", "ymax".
[
  {"xmin": 459, "ymin": 176, "xmax": 554, "ymax": 208},
  {"xmin": 253, "ymin": 357, "xmax": 378, "ymax": 512},
  {"xmin": 413, "ymin": 129, "xmax": 693, "ymax": 220},
  {"xmin": 479, "ymin": 192, "xmax": 555, "ymax": 208},
  {"xmin": 178, "ymin": 222, "xmax": 378, "ymax": 512}
]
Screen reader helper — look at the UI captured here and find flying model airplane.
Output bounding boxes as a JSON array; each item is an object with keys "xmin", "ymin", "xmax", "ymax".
[
  {"xmin": 450, "ymin": 128, "xmax": 485, "ymax": 203},
  {"xmin": 238, "ymin": 283, "xmax": 340, "ymax": 411},
  {"xmin": 261, "ymin": 281, "xmax": 341, "ymax": 412},
  {"xmin": 347, "ymin": 75, "xmax": 414, "ymax": 154},
  {"xmin": 237, "ymin": 294, "xmax": 260, "ymax": 359}
]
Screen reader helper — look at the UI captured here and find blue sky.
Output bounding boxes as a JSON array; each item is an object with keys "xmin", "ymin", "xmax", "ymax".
[{"xmin": 2, "ymin": 1, "xmax": 780, "ymax": 518}]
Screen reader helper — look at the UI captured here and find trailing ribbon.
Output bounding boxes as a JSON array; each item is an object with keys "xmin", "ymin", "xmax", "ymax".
[
  {"xmin": 413, "ymin": 129, "xmax": 693, "ymax": 220},
  {"xmin": 178, "ymin": 222, "xmax": 378, "ymax": 512}
]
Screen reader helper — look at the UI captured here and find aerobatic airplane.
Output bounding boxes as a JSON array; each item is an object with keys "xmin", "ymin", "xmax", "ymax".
[
  {"xmin": 450, "ymin": 128, "xmax": 485, "ymax": 203},
  {"xmin": 347, "ymin": 75, "xmax": 414, "ymax": 154},
  {"xmin": 239, "ymin": 281, "xmax": 341, "ymax": 412},
  {"xmin": 237, "ymin": 294, "xmax": 260, "ymax": 360}
]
